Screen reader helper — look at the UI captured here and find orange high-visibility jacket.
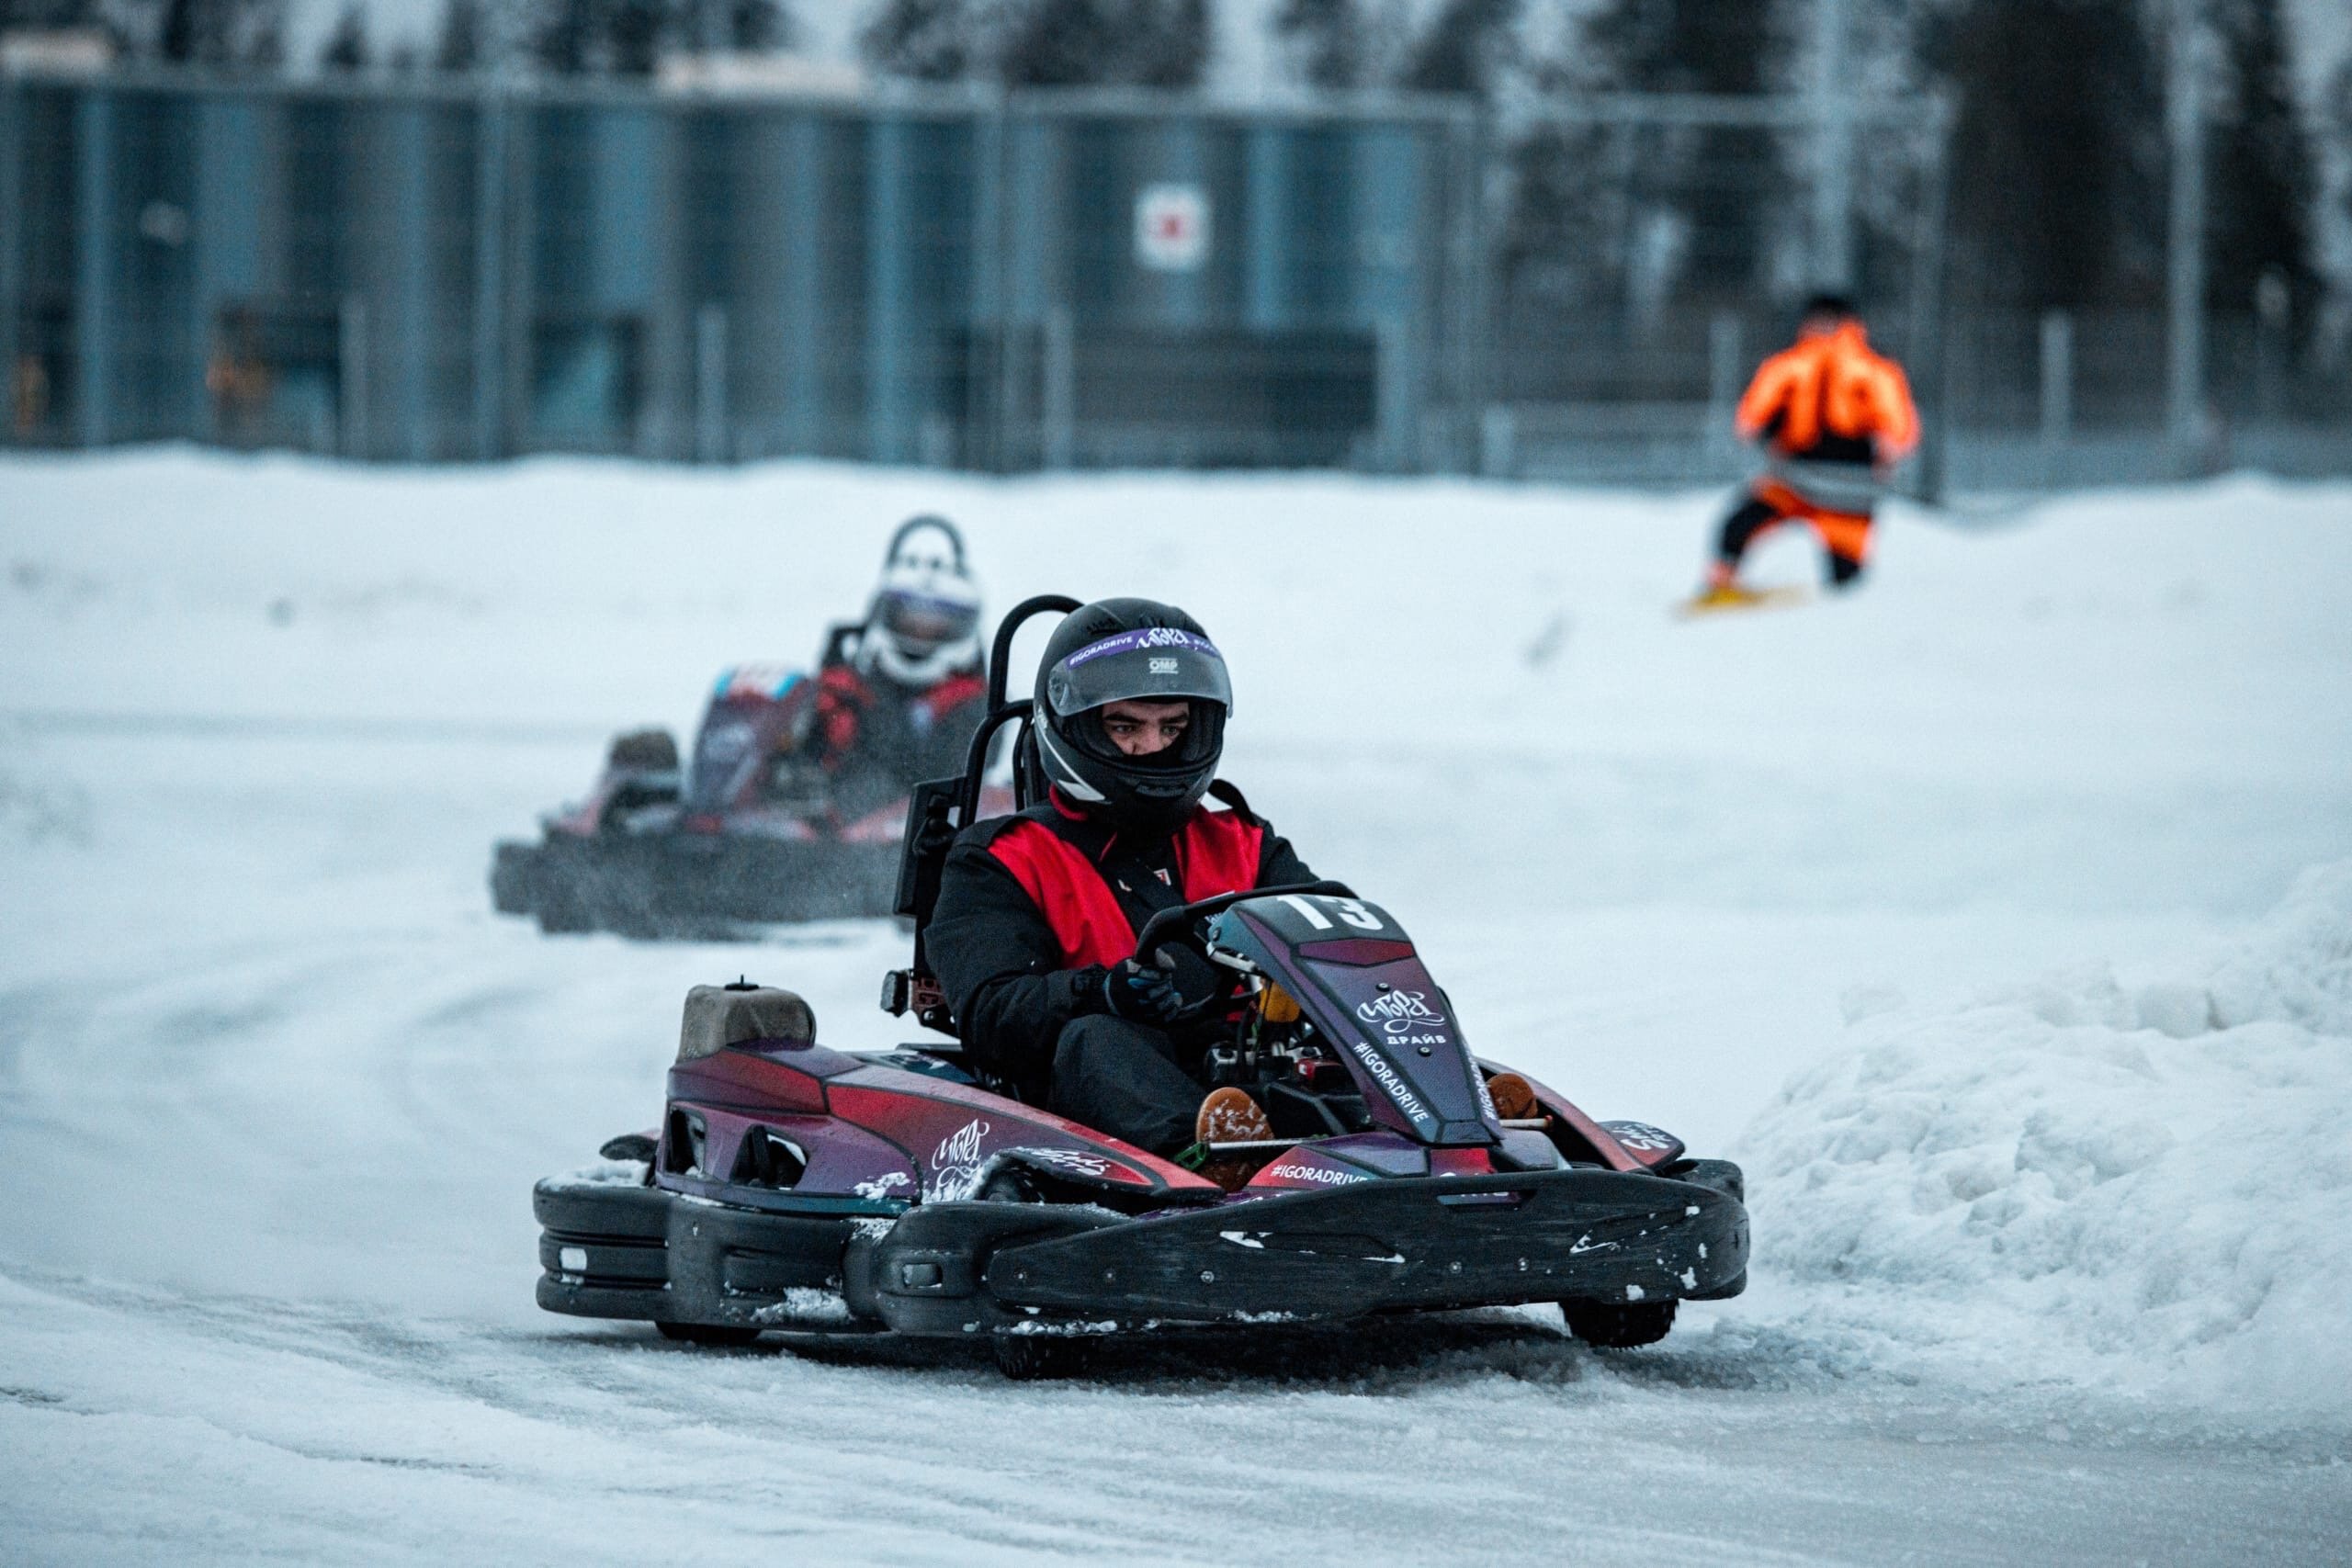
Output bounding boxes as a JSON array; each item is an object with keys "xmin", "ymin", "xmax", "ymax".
[{"xmin": 1735, "ymin": 321, "xmax": 1919, "ymax": 464}]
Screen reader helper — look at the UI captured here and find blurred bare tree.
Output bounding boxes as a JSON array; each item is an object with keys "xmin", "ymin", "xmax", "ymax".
[
  {"xmin": 149, "ymin": 0, "xmax": 286, "ymax": 66},
  {"xmin": 1270, "ymin": 0, "xmax": 1368, "ymax": 89},
  {"xmin": 1396, "ymin": 0, "xmax": 1518, "ymax": 96},
  {"xmin": 434, "ymin": 0, "xmax": 484, "ymax": 70},
  {"xmin": 864, "ymin": 0, "xmax": 1210, "ymax": 89},
  {"xmin": 529, "ymin": 0, "xmax": 786, "ymax": 74},
  {"xmin": 0, "ymin": 0, "xmax": 103, "ymax": 27},
  {"xmin": 2204, "ymin": 0, "xmax": 2318, "ymax": 339},
  {"xmin": 318, "ymin": 1, "xmax": 368, "ymax": 70},
  {"xmin": 1923, "ymin": 0, "xmax": 2164, "ymax": 310},
  {"xmin": 1586, "ymin": 0, "xmax": 1781, "ymax": 306},
  {"xmin": 862, "ymin": 0, "xmax": 968, "ymax": 79}
]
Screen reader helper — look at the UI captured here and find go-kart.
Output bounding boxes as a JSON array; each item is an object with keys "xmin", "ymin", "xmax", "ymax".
[
  {"xmin": 491, "ymin": 649, "xmax": 999, "ymax": 939},
  {"xmin": 533, "ymin": 597, "xmax": 1747, "ymax": 1375}
]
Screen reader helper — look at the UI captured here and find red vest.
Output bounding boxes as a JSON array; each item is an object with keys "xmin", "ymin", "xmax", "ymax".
[{"xmin": 987, "ymin": 803, "xmax": 1264, "ymax": 969}]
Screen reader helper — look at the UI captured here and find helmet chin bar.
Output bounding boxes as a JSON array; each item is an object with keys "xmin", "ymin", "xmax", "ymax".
[
  {"xmin": 862, "ymin": 627, "xmax": 981, "ymax": 687},
  {"xmin": 1035, "ymin": 727, "xmax": 1108, "ymax": 803},
  {"xmin": 1036, "ymin": 712, "xmax": 1219, "ymax": 825}
]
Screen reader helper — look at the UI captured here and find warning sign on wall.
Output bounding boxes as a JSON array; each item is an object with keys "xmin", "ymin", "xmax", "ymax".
[{"xmin": 1134, "ymin": 183, "xmax": 1211, "ymax": 273}]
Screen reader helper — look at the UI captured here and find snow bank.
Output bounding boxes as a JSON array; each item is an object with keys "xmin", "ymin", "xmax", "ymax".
[{"xmin": 1745, "ymin": 860, "xmax": 2352, "ymax": 1424}]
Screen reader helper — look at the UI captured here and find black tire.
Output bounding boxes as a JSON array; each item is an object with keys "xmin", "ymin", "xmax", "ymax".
[
  {"xmin": 489, "ymin": 843, "xmax": 537, "ymax": 915},
  {"xmin": 597, "ymin": 1133, "xmax": 657, "ymax": 1164},
  {"xmin": 657, "ymin": 1321, "xmax": 763, "ymax": 1348},
  {"xmin": 1663, "ymin": 1158, "xmax": 1744, "ymax": 1203},
  {"xmin": 535, "ymin": 879, "xmax": 594, "ymax": 935},
  {"xmin": 978, "ymin": 1168, "xmax": 1046, "ymax": 1204},
  {"xmin": 978, "ymin": 1168, "xmax": 1095, "ymax": 1377},
  {"xmin": 993, "ymin": 1335, "xmax": 1091, "ymax": 1381},
  {"xmin": 1562, "ymin": 1298, "xmax": 1678, "ymax": 1348}
]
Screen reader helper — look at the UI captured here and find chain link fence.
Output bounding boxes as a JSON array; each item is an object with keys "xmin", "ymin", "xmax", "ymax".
[{"xmin": 5, "ymin": 63, "xmax": 2348, "ymax": 490}]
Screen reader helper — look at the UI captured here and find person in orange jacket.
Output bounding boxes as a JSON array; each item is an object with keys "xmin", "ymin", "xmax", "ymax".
[{"xmin": 1703, "ymin": 294, "xmax": 1919, "ymax": 598}]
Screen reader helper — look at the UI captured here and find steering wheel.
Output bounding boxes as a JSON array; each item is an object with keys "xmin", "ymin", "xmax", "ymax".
[{"xmin": 1132, "ymin": 880, "xmax": 1358, "ymax": 1025}]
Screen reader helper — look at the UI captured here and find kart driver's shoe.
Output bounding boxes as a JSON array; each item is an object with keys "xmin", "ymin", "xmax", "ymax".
[
  {"xmin": 1196, "ymin": 1086, "xmax": 1272, "ymax": 1143},
  {"xmin": 1486, "ymin": 1071, "xmax": 1539, "ymax": 1122},
  {"xmin": 1193, "ymin": 1088, "xmax": 1275, "ymax": 1191}
]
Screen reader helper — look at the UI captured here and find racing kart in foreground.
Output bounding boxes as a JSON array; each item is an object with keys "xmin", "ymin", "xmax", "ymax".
[
  {"xmin": 491, "ymin": 655, "xmax": 1000, "ymax": 939},
  {"xmin": 534, "ymin": 598, "xmax": 1747, "ymax": 1376}
]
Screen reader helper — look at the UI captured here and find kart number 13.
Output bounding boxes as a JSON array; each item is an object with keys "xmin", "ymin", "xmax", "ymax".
[{"xmin": 1279, "ymin": 896, "xmax": 1383, "ymax": 931}]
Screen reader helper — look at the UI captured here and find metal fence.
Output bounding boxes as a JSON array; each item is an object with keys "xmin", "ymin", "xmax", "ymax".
[
  {"xmin": 5, "ymin": 63, "xmax": 2348, "ymax": 490},
  {"xmin": 1, "ymin": 68, "xmax": 1480, "ymax": 473}
]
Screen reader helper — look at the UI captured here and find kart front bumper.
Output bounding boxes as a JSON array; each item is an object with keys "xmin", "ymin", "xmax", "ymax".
[
  {"xmin": 854, "ymin": 1166, "xmax": 1748, "ymax": 1337},
  {"xmin": 536, "ymin": 1164, "xmax": 1746, "ymax": 1341},
  {"xmin": 492, "ymin": 831, "xmax": 900, "ymax": 934}
]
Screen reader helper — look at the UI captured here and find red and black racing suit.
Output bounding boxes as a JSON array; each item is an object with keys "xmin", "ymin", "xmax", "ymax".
[
  {"xmin": 924, "ymin": 786, "xmax": 1315, "ymax": 1155},
  {"xmin": 806, "ymin": 651, "xmax": 987, "ymax": 821}
]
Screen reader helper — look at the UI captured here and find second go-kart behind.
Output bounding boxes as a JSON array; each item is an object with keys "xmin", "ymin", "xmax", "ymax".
[
  {"xmin": 491, "ymin": 517, "xmax": 1002, "ymax": 937},
  {"xmin": 533, "ymin": 595, "xmax": 1748, "ymax": 1374}
]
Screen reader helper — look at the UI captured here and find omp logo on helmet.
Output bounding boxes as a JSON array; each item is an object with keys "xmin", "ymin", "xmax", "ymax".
[{"xmin": 1148, "ymin": 657, "xmax": 1180, "ymax": 674}]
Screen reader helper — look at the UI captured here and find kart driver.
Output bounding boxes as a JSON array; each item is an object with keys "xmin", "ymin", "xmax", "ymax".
[
  {"xmin": 1701, "ymin": 293, "xmax": 1919, "ymax": 600},
  {"xmin": 922, "ymin": 598, "xmax": 1327, "ymax": 1179},
  {"xmin": 799, "ymin": 516, "xmax": 989, "ymax": 817}
]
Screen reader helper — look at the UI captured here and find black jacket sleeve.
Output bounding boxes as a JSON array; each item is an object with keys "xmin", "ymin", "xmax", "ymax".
[
  {"xmin": 1255, "ymin": 818, "xmax": 1313, "ymax": 889},
  {"xmin": 924, "ymin": 832, "xmax": 1108, "ymax": 1088}
]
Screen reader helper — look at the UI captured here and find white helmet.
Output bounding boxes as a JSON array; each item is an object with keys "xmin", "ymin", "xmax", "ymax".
[{"xmin": 856, "ymin": 515, "xmax": 983, "ymax": 686}]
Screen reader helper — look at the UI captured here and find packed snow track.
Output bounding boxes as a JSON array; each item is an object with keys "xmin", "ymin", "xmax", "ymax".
[{"xmin": 3, "ymin": 454, "xmax": 2348, "ymax": 1564}]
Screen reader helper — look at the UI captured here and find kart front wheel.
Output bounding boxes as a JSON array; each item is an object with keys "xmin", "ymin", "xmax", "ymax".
[
  {"xmin": 536, "ymin": 883, "xmax": 594, "ymax": 934},
  {"xmin": 1561, "ymin": 1298, "xmax": 1677, "ymax": 1349},
  {"xmin": 657, "ymin": 1321, "xmax": 763, "ymax": 1348},
  {"xmin": 993, "ymin": 1336, "xmax": 1091, "ymax": 1381}
]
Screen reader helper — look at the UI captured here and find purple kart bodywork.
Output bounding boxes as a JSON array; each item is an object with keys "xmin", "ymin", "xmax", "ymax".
[{"xmin": 535, "ymin": 891, "xmax": 1747, "ymax": 1368}]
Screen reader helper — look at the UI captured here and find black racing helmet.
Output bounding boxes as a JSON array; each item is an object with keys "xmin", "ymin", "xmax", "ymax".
[{"xmin": 1033, "ymin": 597, "xmax": 1230, "ymax": 829}]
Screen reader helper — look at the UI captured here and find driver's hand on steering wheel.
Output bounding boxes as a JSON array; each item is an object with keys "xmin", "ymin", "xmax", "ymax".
[{"xmin": 1104, "ymin": 953, "xmax": 1186, "ymax": 1026}]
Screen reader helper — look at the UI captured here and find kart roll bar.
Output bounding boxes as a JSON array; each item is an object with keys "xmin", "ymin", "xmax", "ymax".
[
  {"xmin": 897, "ymin": 595, "xmax": 1081, "ymax": 932},
  {"xmin": 1134, "ymin": 880, "xmax": 1357, "ymax": 967},
  {"xmin": 963, "ymin": 593, "xmax": 1082, "ymax": 825},
  {"xmin": 988, "ymin": 594, "xmax": 1081, "ymax": 715}
]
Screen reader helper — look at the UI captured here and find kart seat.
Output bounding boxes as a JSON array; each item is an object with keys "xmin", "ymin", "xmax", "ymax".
[{"xmin": 678, "ymin": 983, "xmax": 816, "ymax": 1061}]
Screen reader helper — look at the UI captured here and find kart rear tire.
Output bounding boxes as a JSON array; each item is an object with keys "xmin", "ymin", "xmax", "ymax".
[
  {"xmin": 657, "ymin": 1321, "xmax": 764, "ymax": 1348},
  {"xmin": 1561, "ymin": 1298, "xmax": 1678, "ymax": 1349},
  {"xmin": 490, "ymin": 842, "xmax": 537, "ymax": 916}
]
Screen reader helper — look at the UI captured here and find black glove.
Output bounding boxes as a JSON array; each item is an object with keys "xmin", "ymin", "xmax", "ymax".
[
  {"xmin": 908, "ymin": 795, "xmax": 958, "ymax": 863},
  {"xmin": 1102, "ymin": 954, "xmax": 1185, "ymax": 1025}
]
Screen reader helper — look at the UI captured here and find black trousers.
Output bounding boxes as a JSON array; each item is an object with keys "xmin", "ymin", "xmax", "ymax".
[
  {"xmin": 1046, "ymin": 1014, "xmax": 1204, "ymax": 1156},
  {"xmin": 1717, "ymin": 493, "xmax": 1871, "ymax": 588}
]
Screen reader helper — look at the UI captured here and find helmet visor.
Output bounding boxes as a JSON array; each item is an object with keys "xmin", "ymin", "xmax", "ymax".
[
  {"xmin": 878, "ymin": 588, "xmax": 979, "ymax": 651},
  {"xmin": 1045, "ymin": 627, "xmax": 1232, "ymax": 718}
]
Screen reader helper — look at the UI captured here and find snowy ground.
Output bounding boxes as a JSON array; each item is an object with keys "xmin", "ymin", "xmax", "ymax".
[{"xmin": 3, "ymin": 450, "xmax": 2349, "ymax": 1564}]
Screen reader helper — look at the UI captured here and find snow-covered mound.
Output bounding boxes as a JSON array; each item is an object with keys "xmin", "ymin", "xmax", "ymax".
[{"xmin": 1746, "ymin": 861, "xmax": 2352, "ymax": 1423}]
